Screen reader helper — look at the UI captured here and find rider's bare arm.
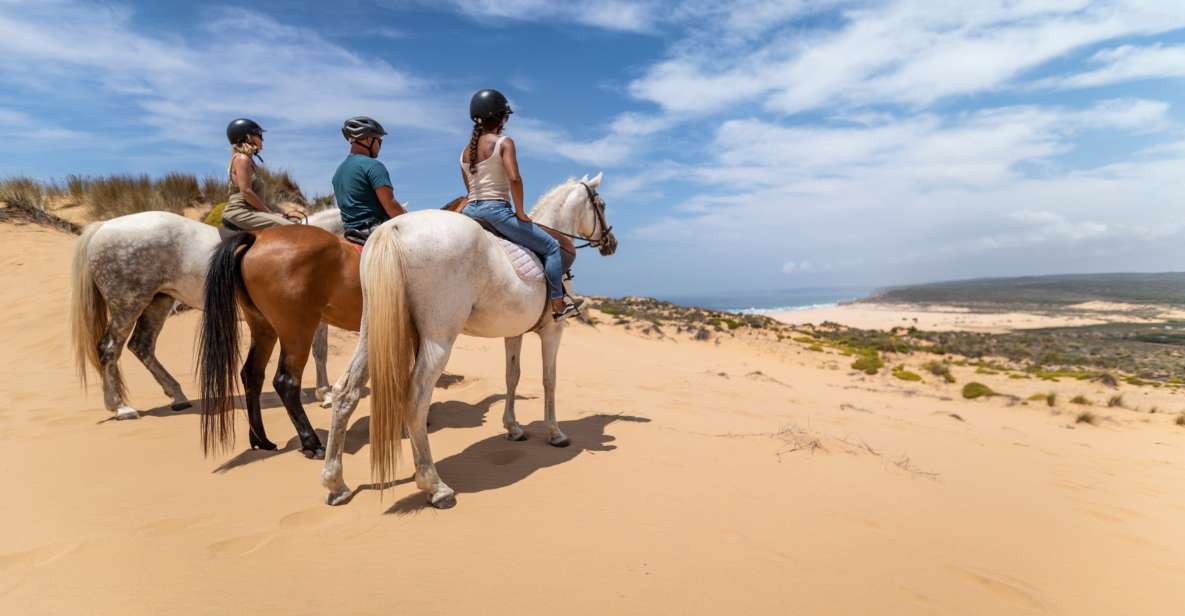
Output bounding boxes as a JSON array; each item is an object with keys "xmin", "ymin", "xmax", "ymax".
[
  {"xmin": 232, "ymin": 154, "xmax": 268, "ymax": 212},
  {"xmin": 376, "ymin": 185, "xmax": 406, "ymax": 217},
  {"xmin": 500, "ymin": 138, "xmax": 527, "ymax": 221}
]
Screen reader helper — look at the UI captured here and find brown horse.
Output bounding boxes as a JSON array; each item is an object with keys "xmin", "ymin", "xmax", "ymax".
[{"xmin": 198, "ymin": 224, "xmax": 363, "ymax": 458}]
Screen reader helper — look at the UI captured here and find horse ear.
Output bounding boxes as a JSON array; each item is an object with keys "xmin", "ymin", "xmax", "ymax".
[
  {"xmin": 580, "ymin": 174, "xmax": 589, "ymax": 183},
  {"xmin": 588, "ymin": 172, "xmax": 603, "ymax": 189}
]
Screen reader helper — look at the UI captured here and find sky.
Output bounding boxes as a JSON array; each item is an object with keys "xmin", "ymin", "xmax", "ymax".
[{"xmin": 3, "ymin": 1, "xmax": 1185, "ymax": 297}]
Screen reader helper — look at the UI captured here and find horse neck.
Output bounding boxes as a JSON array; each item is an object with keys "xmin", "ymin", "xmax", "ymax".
[
  {"xmin": 531, "ymin": 187, "xmax": 582, "ymax": 236},
  {"xmin": 309, "ymin": 209, "xmax": 344, "ymax": 236}
]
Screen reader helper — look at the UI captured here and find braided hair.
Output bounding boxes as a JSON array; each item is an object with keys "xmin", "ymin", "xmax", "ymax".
[{"xmin": 467, "ymin": 115, "xmax": 505, "ymax": 174}]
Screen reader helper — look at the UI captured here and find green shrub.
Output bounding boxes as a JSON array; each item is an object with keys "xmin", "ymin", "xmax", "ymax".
[
  {"xmin": 1070, "ymin": 395, "xmax": 1091, "ymax": 406},
  {"xmin": 1075, "ymin": 411, "xmax": 1098, "ymax": 425},
  {"xmin": 962, "ymin": 382, "xmax": 995, "ymax": 399},
  {"xmin": 851, "ymin": 351, "xmax": 883, "ymax": 375},
  {"xmin": 892, "ymin": 366, "xmax": 922, "ymax": 382},
  {"xmin": 923, "ymin": 361, "xmax": 956, "ymax": 383}
]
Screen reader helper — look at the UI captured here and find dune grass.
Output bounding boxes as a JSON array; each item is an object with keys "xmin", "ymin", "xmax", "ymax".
[{"xmin": 962, "ymin": 382, "xmax": 995, "ymax": 399}]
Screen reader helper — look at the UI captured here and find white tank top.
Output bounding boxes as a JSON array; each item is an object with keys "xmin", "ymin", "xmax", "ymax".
[{"xmin": 461, "ymin": 135, "xmax": 511, "ymax": 202}]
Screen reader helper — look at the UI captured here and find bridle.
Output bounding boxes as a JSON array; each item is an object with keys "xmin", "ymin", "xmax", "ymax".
[{"xmin": 542, "ymin": 182, "xmax": 615, "ymax": 253}]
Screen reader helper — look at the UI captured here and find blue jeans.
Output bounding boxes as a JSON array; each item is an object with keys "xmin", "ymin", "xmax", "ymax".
[{"xmin": 464, "ymin": 199, "xmax": 564, "ymax": 300}]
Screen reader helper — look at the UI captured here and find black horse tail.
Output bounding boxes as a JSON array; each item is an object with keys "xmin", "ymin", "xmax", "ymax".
[{"xmin": 198, "ymin": 231, "xmax": 256, "ymax": 456}]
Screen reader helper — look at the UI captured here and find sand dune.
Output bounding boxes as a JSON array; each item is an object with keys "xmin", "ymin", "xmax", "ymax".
[{"xmin": 3, "ymin": 222, "xmax": 1185, "ymax": 614}]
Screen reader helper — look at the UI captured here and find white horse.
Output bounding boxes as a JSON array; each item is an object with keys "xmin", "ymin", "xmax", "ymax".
[
  {"xmin": 321, "ymin": 173, "xmax": 617, "ymax": 508},
  {"xmin": 71, "ymin": 208, "xmax": 344, "ymax": 419}
]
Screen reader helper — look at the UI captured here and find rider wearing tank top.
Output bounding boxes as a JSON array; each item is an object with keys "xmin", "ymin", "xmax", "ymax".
[{"xmin": 459, "ymin": 89, "xmax": 581, "ymax": 321}]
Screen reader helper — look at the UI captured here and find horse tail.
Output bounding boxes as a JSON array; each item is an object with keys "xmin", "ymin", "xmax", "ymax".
[
  {"xmin": 198, "ymin": 231, "xmax": 256, "ymax": 455},
  {"xmin": 363, "ymin": 222, "xmax": 417, "ymax": 492},
  {"xmin": 70, "ymin": 222, "xmax": 108, "ymax": 391}
]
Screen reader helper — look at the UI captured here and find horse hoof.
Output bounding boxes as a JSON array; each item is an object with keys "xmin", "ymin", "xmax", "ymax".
[
  {"xmin": 429, "ymin": 492, "xmax": 456, "ymax": 510},
  {"xmin": 547, "ymin": 434, "xmax": 571, "ymax": 448},
  {"xmin": 326, "ymin": 489, "xmax": 352, "ymax": 506},
  {"xmin": 319, "ymin": 397, "xmax": 334, "ymax": 409},
  {"xmin": 114, "ymin": 409, "xmax": 140, "ymax": 420},
  {"xmin": 170, "ymin": 401, "xmax": 192, "ymax": 411},
  {"xmin": 303, "ymin": 448, "xmax": 326, "ymax": 460},
  {"xmin": 251, "ymin": 440, "xmax": 278, "ymax": 451},
  {"xmin": 506, "ymin": 426, "xmax": 528, "ymax": 441}
]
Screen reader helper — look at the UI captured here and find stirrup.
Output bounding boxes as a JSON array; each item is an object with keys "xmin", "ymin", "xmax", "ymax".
[{"xmin": 552, "ymin": 297, "xmax": 584, "ymax": 321}]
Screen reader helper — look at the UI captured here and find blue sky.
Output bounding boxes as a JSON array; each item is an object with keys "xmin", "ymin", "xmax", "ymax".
[{"xmin": 4, "ymin": 1, "xmax": 1185, "ymax": 297}]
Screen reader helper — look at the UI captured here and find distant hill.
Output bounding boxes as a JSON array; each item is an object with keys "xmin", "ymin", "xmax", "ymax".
[{"xmin": 865, "ymin": 272, "xmax": 1185, "ymax": 307}]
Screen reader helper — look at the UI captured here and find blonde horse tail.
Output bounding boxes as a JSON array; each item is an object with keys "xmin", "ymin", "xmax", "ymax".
[
  {"xmin": 363, "ymin": 223, "xmax": 417, "ymax": 493},
  {"xmin": 71, "ymin": 222, "xmax": 108, "ymax": 391}
]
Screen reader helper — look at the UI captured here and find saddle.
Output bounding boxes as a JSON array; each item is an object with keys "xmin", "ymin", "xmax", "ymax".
[
  {"xmin": 217, "ymin": 218, "xmax": 245, "ymax": 240},
  {"xmin": 440, "ymin": 197, "xmax": 577, "ymax": 273}
]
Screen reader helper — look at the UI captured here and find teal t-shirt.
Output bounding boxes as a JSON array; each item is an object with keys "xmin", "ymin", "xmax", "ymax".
[{"xmin": 332, "ymin": 154, "xmax": 393, "ymax": 230}]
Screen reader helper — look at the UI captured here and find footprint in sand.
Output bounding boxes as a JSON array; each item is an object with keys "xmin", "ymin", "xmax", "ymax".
[
  {"xmin": 0, "ymin": 542, "xmax": 82, "ymax": 571},
  {"xmin": 953, "ymin": 566, "xmax": 1046, "ymax": 612},
  {"xmin": 138, "ymin": 515, "xmax": 212, "ymax": 537},
  {"xmin": 207, "ymin": 533, "xmax": 273, "ymax": 557},
  {"xmin": 484, "ymin": 449, "xmax": 525, "ymax": 466},
  {"xmin": 277, "ymin": 507, "xmax": 338, "ymax": 529}
]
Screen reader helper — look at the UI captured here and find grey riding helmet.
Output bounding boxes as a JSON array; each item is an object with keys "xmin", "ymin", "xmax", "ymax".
[
  {"xmin": 341, "ymin": 116, "xmax": 388, "ymax": 141},
  {"xmin": 469, "ymin": 89, "xmax": 513, "ymax": 121}
]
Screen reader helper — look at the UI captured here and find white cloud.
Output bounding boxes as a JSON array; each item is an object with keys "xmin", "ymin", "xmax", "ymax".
[
  {"xmin": 628, "ymin": 1, "xmax": 1185, "ymax": 116},
  {"xmin": 1047, "ymin": 44, "xmax": 1185, "ymax": 89},
  {"xmin": 433, "ymin": 0, "xmax": 661, "ymax": 33},
  {"xmin": 512, "ymin": 112, "xmax": 674, "ymax": 167},
  {"xmin": 782, "ymin": 260, "xmax": 813, "ymax": 274}
]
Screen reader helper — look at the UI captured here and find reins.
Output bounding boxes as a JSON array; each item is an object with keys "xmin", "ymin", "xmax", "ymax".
[{"xmin": 538, "ymin": 182, "xmax": 613, "ymax": 250}]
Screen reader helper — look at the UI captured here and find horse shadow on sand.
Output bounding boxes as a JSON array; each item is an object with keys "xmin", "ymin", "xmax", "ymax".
[
  {"xmin": 208, "ymin": 390, "xmax": 518, "ymax": 474},
  {"xmin": 378, "ymin": 412, "xmax": 652, "ymax": 515}
]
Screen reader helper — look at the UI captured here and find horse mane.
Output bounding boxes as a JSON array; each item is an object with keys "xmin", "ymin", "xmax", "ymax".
[{"xmin": 529, "ymin": 178, "xmax": 580, "ymax": 217}]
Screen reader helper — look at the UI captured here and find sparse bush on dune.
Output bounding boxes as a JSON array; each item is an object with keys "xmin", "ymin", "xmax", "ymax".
[
  {"xmin": 200, "ymin": 174, "xmax": 228, "ymax": 204},
  {"xmin": 1027, "ymin": 392, "xmax": 1057, "ymax": 407},
  {"xmin": 155, "ymin": 172, "xmax": 202, "ymax": 212},
  {"xmin": 256, "ymin": 167, "xmax": 307, "ymax": 206},
  {"xmin": 87, "ymin": 174, "xmax": 162, "ymax": 218},
  {"xmin": 1176, "ymin": 413, "xmax": 1185, "ymax": 427},
  {"xmin": 923, "ymin": 360, "xmax": 956, "ymax": 383},
  {"xmin": 1076, "ymin": 411, "xmax": 1098, "ymax": 425},
  {"xmin": 851, "ymin": 351, "xmax": 883, "ymax": 375},
  {"xmin": 0, "ymin": 177, "xmax": 47, "ymax": 211},
  {"xmin": 1070, "ymin": 394, "xmax": 1091, "ymax": 406},
  {"xmin": 962, "ymin": 382, "xmax": 995, "ymax": 399},
  {"xmin": 1107, "ymin": 394, "xmax": 1124, "ymax": 408},
  {"xmin": 66, "ymin": 174, "xmax": 90, "ymax": 202},
  {"xmin": 892, "ymin": 366, "xmax": 922, "ymax": 381}
]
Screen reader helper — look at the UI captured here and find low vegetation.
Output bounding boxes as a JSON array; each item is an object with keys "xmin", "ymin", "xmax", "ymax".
[
  {"xmin": 962, "ymin": 382, "xmax": 995, "ymax": 399},
  {"xmin": 1075, "ymin": 411, "xmax": 1099, "ymax": 425},
  {"xmin": 1027, "ymin": 392, "xmax": 1057, "ymax": 407},
  {"xmin": 923, "ymin": 360, "xmax": 956, "ymax": 383},
  {"xmin": 891, "ymin": 365, "xmax": 922, "ymax": 382},
  {"xmin": 1, "ymin": 169, "xmax": 321, "ymax": 223}
]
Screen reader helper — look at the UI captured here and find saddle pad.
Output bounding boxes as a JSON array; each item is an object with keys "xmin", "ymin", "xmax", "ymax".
[{"xmin": 493, "ymin": 234, "xmax": 545, "ymax": 282}]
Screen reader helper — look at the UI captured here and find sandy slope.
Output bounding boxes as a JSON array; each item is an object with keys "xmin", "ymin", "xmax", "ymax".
[
  {"xmin": 770, "ymin": 302, "xmax": 1163, "ymax": 333},
  {"xmin": 3, "ymin": 222, "xmax": 1185, "ymax": 615}
]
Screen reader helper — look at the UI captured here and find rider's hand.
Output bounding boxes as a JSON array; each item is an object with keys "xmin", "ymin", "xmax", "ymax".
[{"xmin": 516, "ymin": 212, "xmax": 530, "ymax": 222}]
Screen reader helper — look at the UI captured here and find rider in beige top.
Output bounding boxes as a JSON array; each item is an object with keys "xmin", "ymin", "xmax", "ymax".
[{"xmin": 221, "ymin": 118, "xmax": 297, "ymax": 230}]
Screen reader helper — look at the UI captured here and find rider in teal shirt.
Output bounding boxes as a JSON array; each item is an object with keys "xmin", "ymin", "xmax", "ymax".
[{"xmin": 332, "ymin": 116, "xmax": 405, "ymax": 232}]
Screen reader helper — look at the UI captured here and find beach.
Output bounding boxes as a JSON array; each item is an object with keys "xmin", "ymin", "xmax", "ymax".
[{"xmin": 4, "ymin": 221, "xmax": 1185, "ymax": 614}]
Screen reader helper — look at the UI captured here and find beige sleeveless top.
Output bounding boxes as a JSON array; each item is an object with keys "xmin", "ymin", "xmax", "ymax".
[
  {"xmin": 226, "ymin": 155, "xmax": 269, "ymax": 211},
  {"xmin": 461, "ymin": 135, "xmax": 510, "ymax": 202}
]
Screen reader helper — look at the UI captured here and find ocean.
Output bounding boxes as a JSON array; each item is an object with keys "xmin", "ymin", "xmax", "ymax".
[{"xmin": 658, "ymin": 287, "xmax": 876, "ymax": 314}]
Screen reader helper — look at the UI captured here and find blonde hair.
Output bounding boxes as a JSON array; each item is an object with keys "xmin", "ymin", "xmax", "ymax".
[{"xmin": 232, "ymin": 141, "xmax": 260, "ymax": 157}]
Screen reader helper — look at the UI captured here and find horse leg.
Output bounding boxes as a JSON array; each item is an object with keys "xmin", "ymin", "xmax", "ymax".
[
  {"xmin": 273, "ymin": 330, "xmax": 324, "ymax": 459},
  {"xmin": 98, "ymin": 298, "xmax": 150, "ymax": 419},
  {"xmin": 127, "ymin": 293, "xmax": 189, "ymax": 411},
  {"xmin": 322, "ymin": 315, "xmax": 369, "ymax": 505},
  {"xmin": 502, "ymin": 336, "xmax": 527, "ymax": 441},
  {"xmin": 312, "ymin": 322, "xmax": 332, "ymax": 405},
  {"xmin": 538, "ymin": 322, "xmax": 570, "ymax": 447},
  {"xmin": 408, "ymin": 338, "xmax": 456, "ymax": 508},
  {"xmin": 241, "ymin": 315, "xmax": 278, "ymax": 451}
]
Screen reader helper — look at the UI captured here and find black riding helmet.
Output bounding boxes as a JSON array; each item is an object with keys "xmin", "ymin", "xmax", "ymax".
[
  {"xmin": 226, "ymin": 118, "xmax": 265, "ymax": 145},
  {"xmin": 470, "ymin": 89, "xmax": 513, "ymax": 121},
  {"xmin": 341, "ymin": 116, "xmax": 388, "ymax": 141}
]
